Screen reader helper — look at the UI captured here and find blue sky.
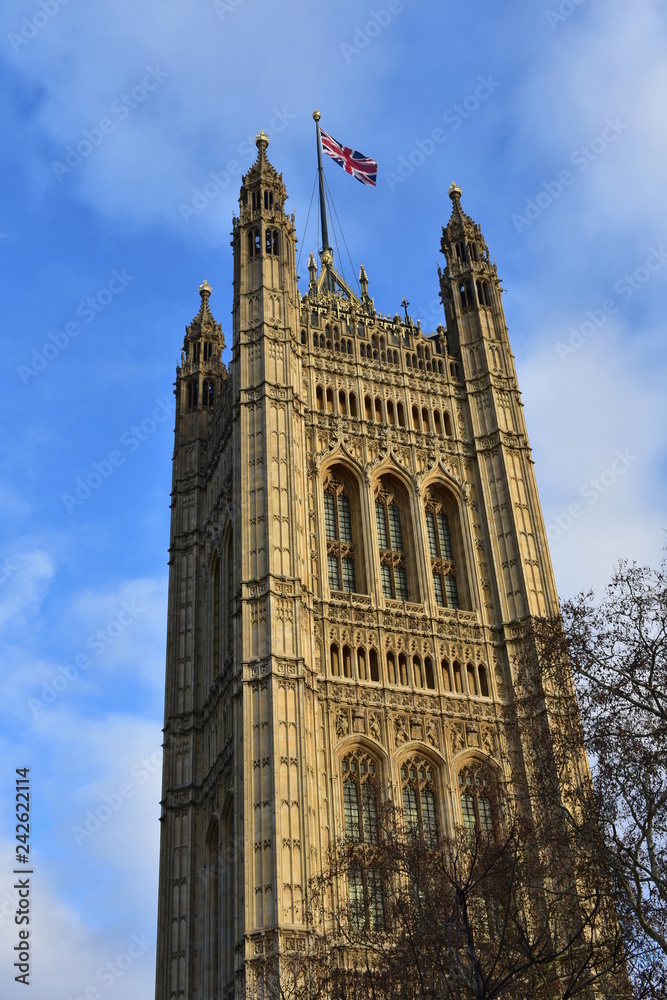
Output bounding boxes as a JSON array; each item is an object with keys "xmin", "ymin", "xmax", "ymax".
[{"xmin": 1, "ymin": 1, "xmax": 666, "ymax": 997}]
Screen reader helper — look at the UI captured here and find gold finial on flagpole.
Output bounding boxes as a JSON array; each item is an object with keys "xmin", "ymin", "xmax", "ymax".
[{"xmin": 313, "ymin": 110, "xmax": 321, "ymax": 122}]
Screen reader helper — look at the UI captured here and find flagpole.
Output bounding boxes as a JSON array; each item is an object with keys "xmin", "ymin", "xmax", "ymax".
[{"xmin": 313, "ymin": 110, "xmax": 332, "ymax": 261}]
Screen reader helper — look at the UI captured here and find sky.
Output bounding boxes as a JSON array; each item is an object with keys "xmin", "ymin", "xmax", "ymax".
[{"xmin": 1, "ymin": 1, "xmax": 666, "ymax": 997}]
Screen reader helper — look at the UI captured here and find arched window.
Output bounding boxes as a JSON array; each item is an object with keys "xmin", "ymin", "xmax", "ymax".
[
  {"xmin": 413, "ymin": 655, "xmax": 423, "ymax": 688},
  {"xmin": 476, "ymin": 279, "xmax": 491, "ymax": 307},
  {"xmin": 342, "ymin": 749, "xmax": 378, "ymax": 843},
  {"xmin": 375, "ymin": 485, "xmax": 408, "ymax": 600},
  {"xmin": 401, "ymin": 755, "xmax": 438, "ymax": 844},
  {"xmin": 398, "ymin": 652, "xmax": 408, "ymax": 686},
  {"xmin": 342, "ymin": 750, "xmax": 384, "ymax": 930},
  {"xmin": 316, "ymin": 385, "xmax": 324, "ymax": 411},
  {"xmin": 478, "ymin": 663, "xmax": 490, "ymax": 698},
  {"xmin": 458, "ymin": 766, "xmax": 494, "ymax": 834},
  {"xmin": 248, "ymin": 228, "xmax": 261, "ymax": 258},
  {"xmin": 424, "ymin": 489, "xmax": 461, "ymax": 609},
  {"xmin": 186, "ymin": 379, "xmax": 198, "ymax": 410},
  {"xmin": 212, "ymin": 554, "xmax": 220, "ymax": 683},
  {"xmin": 203, "ymin": 379, "xmax": 215, "ymax": 408},
  {"xmin": 331, "ymin": 643, "xmax": 340, "ymax": 676},
  {"xmin": 323, "ymin": 469, "xmax": 365, "ymax": 594},
  {"xmin": 223, "ymin": 532, "xmax": 233, "ymax": 658},
  {"xmin": 459, "ymin": 280, "xmax": 473, "ymax": 310},
  {"xmin": 349, "ymin": 392, "xmax": 358, "ymax": 418},
  {"xmin": 206, "ymin": 822, "xmax": 220, "ymax": 997},
  {"xmin": 221, "ymin": 803, "xmax": 235, "ymax": 987}
]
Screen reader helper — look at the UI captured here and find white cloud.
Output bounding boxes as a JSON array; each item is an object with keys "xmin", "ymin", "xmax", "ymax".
[
  {"xmin": 521, "ymin": 323, "xmax": 667, "ymax": 596},
  {"xmin": 0, "ymin": 710, "xmax": 161, "ymax": 999},
  {"xmin": 0, "ymin": 549, "xmax": 54, "ymax": 631}
]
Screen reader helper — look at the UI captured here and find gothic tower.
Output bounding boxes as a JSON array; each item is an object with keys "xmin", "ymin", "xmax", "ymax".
[{"xmin": 155, "ymin": 136, "xmax": 572, "ymax": 1000}]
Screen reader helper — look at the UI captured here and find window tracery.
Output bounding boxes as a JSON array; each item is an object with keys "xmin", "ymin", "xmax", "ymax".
[
  {"xmin": 400, "ymin": 755, "xmax": 438, "ymax": 844},
  {"xmin": 375, "ymin": 484, "xmax": 408, "ymax": 600},
  {"xmin": 323, "ymin": 473, "xmax": 356, "ymax": 593},
  {"xmin": 458, "ymin": 765, "xmax": 494, "ymax": 834},
  {"xmin": 424, "ymin": 489, "xmax": 460, "ymax": 609},
  {"xmin": 341, "ymin": 749, "xmax": 383, "ymax": 930}
]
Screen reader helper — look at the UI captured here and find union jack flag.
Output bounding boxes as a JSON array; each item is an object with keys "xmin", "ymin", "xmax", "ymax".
[{"xmin": 320, "ymin": 127, "xmax": 378, "ymax": 187}]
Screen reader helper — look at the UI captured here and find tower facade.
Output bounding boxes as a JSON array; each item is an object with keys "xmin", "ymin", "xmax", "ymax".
[{"xmin": 155, "ymin": 135, "xmax": 567, "ymax": 1000}]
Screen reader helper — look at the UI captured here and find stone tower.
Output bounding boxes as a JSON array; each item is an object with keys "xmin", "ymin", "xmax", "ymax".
[{"xmin": 155, "ymin": 134, "xmax": 568, "ymax": 1000}]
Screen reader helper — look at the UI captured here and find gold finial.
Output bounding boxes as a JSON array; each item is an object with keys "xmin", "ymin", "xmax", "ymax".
[
  {"xmin": 199, "ymin": 279, "xmax": 212, "ymax": 296},
  {"xmin": 448, "ymin": 180, "xmax": 462, "ymax": 201},
  {"xmin": 313, "ymin": 110, "xmax": 321, "ymax": 122},
  {"xmin": 255, "ymin": 130, "xmax": 270, "ymax": 152}
]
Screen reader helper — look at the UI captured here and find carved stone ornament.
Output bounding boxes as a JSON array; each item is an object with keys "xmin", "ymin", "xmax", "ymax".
[
  {"xmin": 335, "ymin": 710, "xmax": 349, "ymax": 739},
  {"xmin": 368, "ymin": 713, "xmax": 382, "ymax": 744}
]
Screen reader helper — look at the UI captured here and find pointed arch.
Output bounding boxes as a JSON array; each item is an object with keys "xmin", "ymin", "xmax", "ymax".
[
  {"xmin": 421, "ymin": 478, "xmax": 470, "ymax": 611},
  {"xmin": 220, "ymin": 795, "xmax": 235, "ymax": 988},
  {"xmin": 205, "ymin": 817, "xmax": 220, "ymax": 997},
  {"xmin": 372, "ymin": 467, "xmax": 420, "ymax": 603},
  {"xmin": 454, "ymin": 754, "xmax": 502, "ymax": 835},
  {"xmin": 222, "ymin": 520, "xmax": 234, "ymax": 660},
  {"xmin": 321, "ymin": 458, "xmax": 368, "ymax": 595}
]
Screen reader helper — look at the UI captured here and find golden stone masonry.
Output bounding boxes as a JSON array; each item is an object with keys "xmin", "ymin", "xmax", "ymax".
[{"xmin": 155, "ymin": 132, "xmax": 565, "ymax": 999}]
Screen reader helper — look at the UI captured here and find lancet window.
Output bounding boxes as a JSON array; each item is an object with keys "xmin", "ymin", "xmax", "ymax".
[
  {"xmin": 375, "ymin": 485, "xmax": 408, "ymax": 601},
  {"xmin": 323, "ymin": 473, "xmax": 356, "ymax": 593},
  {"xmin": 186, "ymin": 379, "xmax": 198, "ymax": 410},
  {"xmin": 401, "ymin": 756, "xmax": 438, "ymax": 844},
  {"xmin": 458, "ymin": 766, "xmax": 494, "ymax": 834},
  {"xmin": 342, "ymin": 750, "xmax": 384, "ymax": 930},
  {"xmin": 203, "ymin": 380, "xmax": 215, "ymax": 408},
  {"xmin": 424, "ymin": 490, "xmax": 460, "ymax": 609}
]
